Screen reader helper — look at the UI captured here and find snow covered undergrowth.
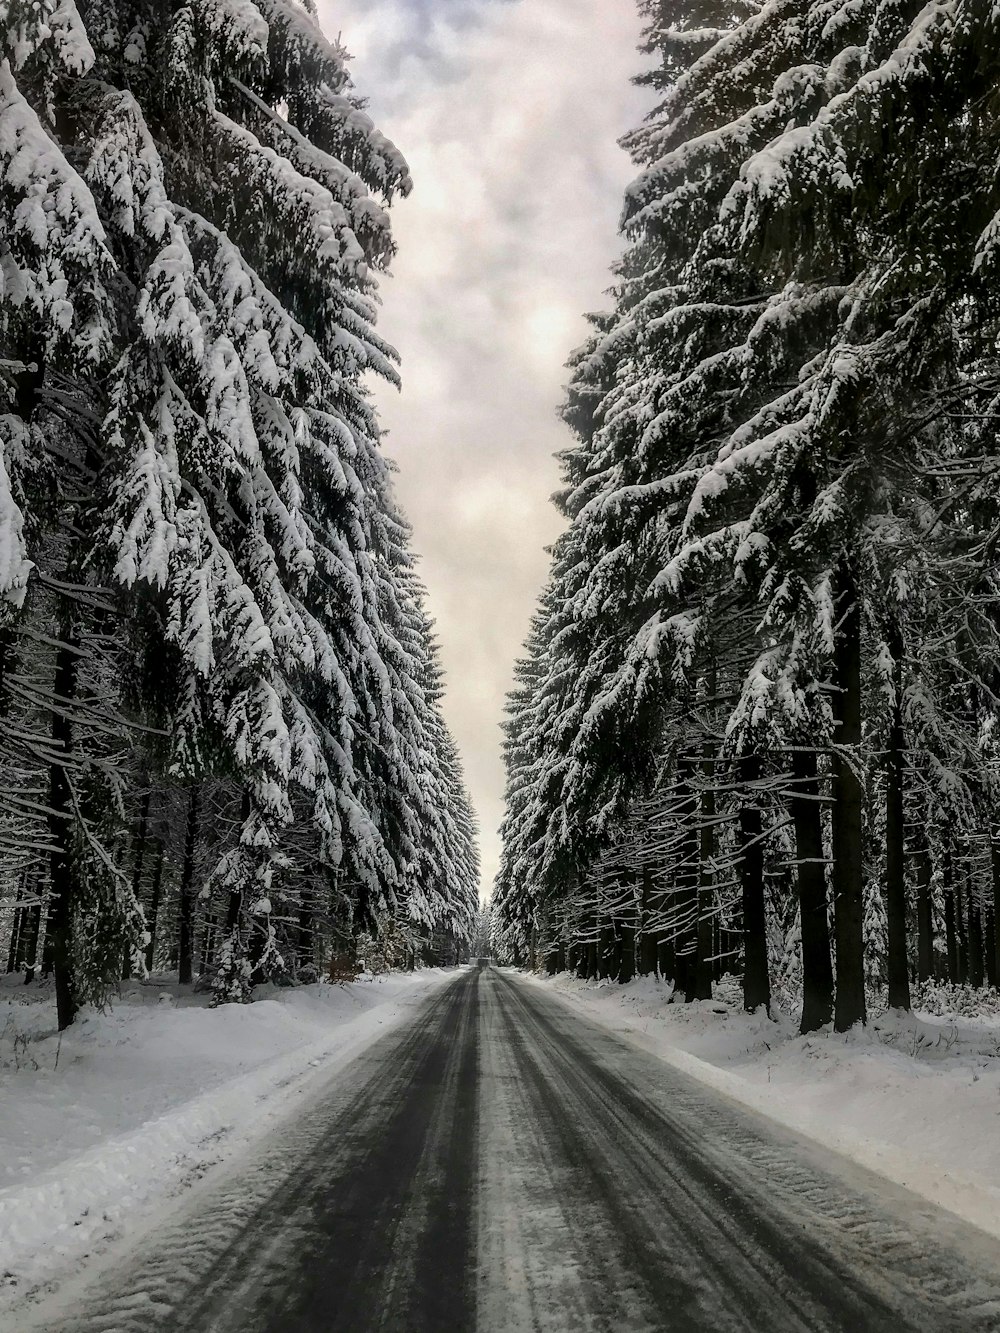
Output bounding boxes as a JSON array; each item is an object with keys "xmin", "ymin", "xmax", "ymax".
[
  {"xmin": 528, "ymin": 971, "xmax": 1000, "ymax": 1240},
  {"xmin": 0, "ymin": 968, "xmax": 455, "ymax": 1303}
]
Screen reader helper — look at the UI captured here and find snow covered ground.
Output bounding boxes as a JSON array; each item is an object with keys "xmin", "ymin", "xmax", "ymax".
[
  {"xmin": 526, "ymin": 970, "xmax": 1000, "ymax": 1242},
  {"xmin": 0, "ymin": 968, "xmax": 455, "ymax": 1306}
]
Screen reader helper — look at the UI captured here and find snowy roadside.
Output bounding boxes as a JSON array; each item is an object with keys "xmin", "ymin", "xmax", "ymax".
[
  {"xmin": 0, "ymin": 968, "xmax": 457, "ymax": 1304},
  {"xmin": 524, "ymin": 970, "xmax": 1000, "ymax": 1241}
]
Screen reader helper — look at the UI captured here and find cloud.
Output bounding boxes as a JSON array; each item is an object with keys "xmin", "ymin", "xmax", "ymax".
[{"xmin": 319, "ymin": 0, "xmax": 651, "ymax": 898}]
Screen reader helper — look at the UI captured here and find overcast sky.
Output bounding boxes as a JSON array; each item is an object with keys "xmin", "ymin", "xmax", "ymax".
[{"xmin": 318, "ymin": 0, "xmax": 651, "ymax": 898}]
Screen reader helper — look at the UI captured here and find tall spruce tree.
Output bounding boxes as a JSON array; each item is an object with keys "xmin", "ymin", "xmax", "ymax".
[
  {"xmin": 0, "ymin": 2, "xmax": 479, "ymax": 1022},
  {"xmin": 495, "ymin": 0, "xmax": 1000, "ymax": 1034}
]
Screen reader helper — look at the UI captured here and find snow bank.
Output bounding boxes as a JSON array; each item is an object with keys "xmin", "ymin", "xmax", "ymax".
[
  {"xmin": 0, "ymin": 969, "xmax": 454, "ymax": 1303},
  {"xmin": 527, "ymin": 971, "xmax": 1000, "ymax": 1241}
]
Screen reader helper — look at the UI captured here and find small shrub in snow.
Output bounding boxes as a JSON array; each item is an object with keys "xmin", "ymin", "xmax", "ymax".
[
  {"xmin": 712, "ymin": 974, "xmax": 744, "ymax": 1010},
  {"xmin": 912, "ymin": 981, "xmax": 1000, "ymax": 1020},
  {"xmin": 354, "ymin": 912, "xmax": 416, "ymax": 975},
  {"xmin": 0, "ymin": 1015, "xmax": 39, "ymax": 1072},
  {"xmin": 211, "ymin": 937, "xmax": 254, "ymax": 1006}
]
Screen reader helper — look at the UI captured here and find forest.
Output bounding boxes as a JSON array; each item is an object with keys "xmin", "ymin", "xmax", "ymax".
[
  {"xmin": 492, "ymin": 0, "xmax": 1000, "ymax": 1034},
  {"xmin": 9, "ymin": 3, "xmax": 1000, "ymax": 1326},
  {"xmin": 0, "ymin": 0, "xmax": 480, "ymax": 1032}
]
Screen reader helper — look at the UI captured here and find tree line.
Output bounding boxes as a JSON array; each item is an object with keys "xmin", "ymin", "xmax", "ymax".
[
  {"xmin": 0, "ymin": 0, "xmax": 479, "ymax": 1029},
  {"xmin": 493, "ymin": 0, "xmax": 1000, "ymax": 1033}
]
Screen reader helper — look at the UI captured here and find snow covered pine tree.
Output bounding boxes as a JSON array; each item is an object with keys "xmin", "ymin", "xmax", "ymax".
[
  {"xmin": 495, "ymin": 0, "xmax": 1000, "ymax": 1033},
  {"xmin": 0, "ymin": 1, "xmax": 478, "ymax": 1026}
]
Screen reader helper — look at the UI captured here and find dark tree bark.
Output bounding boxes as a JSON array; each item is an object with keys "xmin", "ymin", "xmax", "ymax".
[
  {"xmin": 986, "ymin": 913, "xmax": 997, "ymax": 989},
  {"xmin": 690, "ymin": 740, "xmax": 716, "ymax": 1002},
  {"xmin": 738, "ymin": 754, "xmax": 771, "ymax": 1014},
  {"xmin": 831, "ymin": 566, "xmax": 866, "ymax": 1031},
  {"xmin": 955, "ymin": 871, "xmax": 969, "ymax": 985},
  {"xmin": 586, "ymin": 939, "xmax": 597, "ymax": 980},
  {"xmin": 792, "ymin": 748, "xmax": 834, "ymax": 1032},
  {"xmin": 619, "ymin": 915, "xmax": 635, "ymax": 984},
  {"xmin": 968, "ymin": 881, "xmax": 984, "ymax": 989},
  {"xmin": 123, "ymin": 788, "xmax": 153, "ymax": 980},
  {"xmin": 598, "ymin": 924, "xmax": 613, "ymax": 981},
  {"xmin": 21, "ymin": 903, "xmax": 41, "ymax": 984},
  {"xmin": 296, "ymin": 901, "xmax": 313, "ymax": 973},
  {"xmin": 916, "ymin": 842, "xmax": 934, "ymax": 983},
  {"xmin": 47, "ymin": 629, "xmax": 82, "ymax": 1031},
  {"xmin": 143, "ymin": 838, "xmax": 165, "ymax": 973},
  {"xmin": 131, "ymin": 789, "xmax": 152, "ymax": 897},
  {"xmin": 658, "ymin": 936, "xmax": 675, "ymax": 985},
  {"xmin": 670, "ymin": 755, "xmax": 698, "ymax": 1002},
  {"xmin": 609, "ymin": 930, "xmax": 623, "ymax": 983},
  {"xmin": 944, "ymin": 847, "xmax": 959, "ymax": 983},
  {"xmin": 884, "ymin": 626, "xmax": 910, "ymax": 1010},
  {"xmin": 222, "ymin": 790, "xmax": 253, "ymax": 951},
  {"xmin": 992, "ymin": 833, "xmax": 1000, "ymax": 988},
  {"xmin": 6, "ymin": 887, "xmax": 24, "ymax": 973},
  {"xmin": 638, "ymin": 932, "xmax": 657, "ymax": 977},
  {"xmin": 177, "ymin": 785, "xmax": 202, "ymax": 984}
]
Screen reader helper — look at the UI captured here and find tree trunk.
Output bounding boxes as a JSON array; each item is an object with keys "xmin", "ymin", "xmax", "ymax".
[
  {"xmin": 884, "ymin": 626, "xmax": 910, "ymax": 1010},
  {"xmin": 47, "ymin": 630, "xmax": 82, "ymax": 1031},
  {"xmin": 637, "ymin": 932, "xmax": 656, "ymax": 977},
  {"xmin": 672, "ymin": 755, "xmax": 698, "ymax": 1002},
  {"xmin": 6, "ymin": 887, "xmax": 24, "ymax": 973},
  {"xmin": 690, "ymin": 739, "xmax": 716, "ymax": 1002},
  {"xmin": 986, "ymin": 912, "xmax": 997, "ymax": 989},
  {"xmin": 21, "ymin": 903, "xmax": 41, "ymax": 984},
  {"xmin": 944, "ymin": 848, "xmax": 959, "ymax": 984},
  {"xmin": 792, "ymin": 748, "xmax": 834, "ymax": 1032},
  {"xmin": 177, "ymin": 785, "xmax": 202, "ymax": 984},
  {"xmin": 131, "ymin": 789, "xmax": 153, "ymax": 900},
  {"xmin": 658, "ymin": 936, "xmax": 675, "ymax": 985},
  {"xmin": 739, "ymin": 754, "xmax": 771, "ymax": 1014},
  {"xmin": 610, "ymin": 930, "xmax": 623, "ymax": 982},
  {"xmin": 221, "ymin": 791, "xmax": 253, "ymax": 961},
  {"xmin": 968, "ymin": 882, "xmax": 984, "ymax": 989},
  {"xmin": 143, "ymin": 839, "xmax": 165, "ymax": 974},
  {"xmin": 956, "ymin": 871, "xmax": 969, "ymax": 985},
  {"xmin": 123, "ymin": 788, "xmax": 153, "ymax": 981},
  {"xmin": 831, "ymin": 565, "xmax": 866, "ymax": 1031},
  {"xmin": 916, "ymin": 842, "xmax": 933, "ymax": 983},
  {"xmin": 992, "ymin": 834, "xmax": 1000, "ymax": 988},
  {"xmin": 296, "ymin": 902, "xmax": 313, "ymax": 973},
  {"xmin": 598, "ymin": 925, "xmax": 613, "ymax": 980},
  {"xmin": 619, "ymin": 916, "xmax": 635, "ymax": 984}
]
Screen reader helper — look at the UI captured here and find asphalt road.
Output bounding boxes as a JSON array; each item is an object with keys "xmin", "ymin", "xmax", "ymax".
[{"xmin": 22, "ymin": 968, "xmax": 1000, "ymax": 1331}]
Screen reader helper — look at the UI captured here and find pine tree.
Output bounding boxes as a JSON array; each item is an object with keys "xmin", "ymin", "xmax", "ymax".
[
  {"xmin": 495, "ymin": 0, "xmax": 1000, "ymax": 1033},
  {"xmin": 0, "ymin": 2, "xmax": 479, "ymax": 1021}
]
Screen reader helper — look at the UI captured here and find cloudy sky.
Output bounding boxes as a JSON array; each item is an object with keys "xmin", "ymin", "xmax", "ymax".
[{"xmin": 318, "ymin": 0, "xmax": 651, "ymax": 896}]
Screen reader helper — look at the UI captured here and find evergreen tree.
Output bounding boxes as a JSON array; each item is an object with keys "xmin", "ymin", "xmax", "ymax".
[
  {"xmin": 0, "ymin": 2, "xmax": 479, "ymax": 1022},
  {"xmin": 495, "ymin": 0, "xmax": 1000, "ymax": 1035}
]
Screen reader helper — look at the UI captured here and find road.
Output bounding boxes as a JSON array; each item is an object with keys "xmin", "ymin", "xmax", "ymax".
[{"xmin": 21, "ymin": 968, "xmax": 1000, "ymax": 1332}]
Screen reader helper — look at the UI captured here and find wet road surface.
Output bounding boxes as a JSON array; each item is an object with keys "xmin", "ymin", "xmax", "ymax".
[{"xmin": 19, "ymin": 967, "xmax": 1000, "ymax": 1331}]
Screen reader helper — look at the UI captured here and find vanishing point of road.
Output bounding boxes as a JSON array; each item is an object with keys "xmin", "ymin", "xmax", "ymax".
[{"xmin": 21, "ymin": 968, "xmax": 1000, "ymax": 1332}]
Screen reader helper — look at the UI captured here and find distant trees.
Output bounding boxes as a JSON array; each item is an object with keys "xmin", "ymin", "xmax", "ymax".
[
  {"xmin": 494, "ymin": 0, "xmax": 1000, "ymax": 1030},
  {"xmin": 0, "ymin": 1, "xmax": 478, "ymax": 1027}
]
